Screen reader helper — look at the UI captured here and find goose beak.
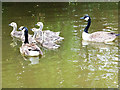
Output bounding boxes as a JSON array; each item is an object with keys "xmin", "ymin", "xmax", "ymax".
[
  {"xmin": 9, "ymin": 24, "xmax": 11, "ymax": 26},
  {"xmin": 80, "ymin": 17, "xmax": 84, "ymax": 20},
  {"xmin": 35, "ymin": 24, "xmax": 38, "ymax": 26},
  {"xmin": 30, "ymin": 29, "xmax": 32, "ymax": 31}
]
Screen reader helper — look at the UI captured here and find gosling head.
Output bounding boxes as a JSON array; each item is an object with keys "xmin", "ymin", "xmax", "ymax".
[
  {"xmin": 35, "ymin": 22, "xmax": 43, "ymax": 30},
  {"xmin": 31, "ymin": 28, "xmax": 36, "ymax": 32},
  {"xmin": 9, "ymin": 22, "xmax": 17, "ymax": 27},
  {"xmin": 80, "ymin": 15, "xmax": 91, "ymax": 21}
]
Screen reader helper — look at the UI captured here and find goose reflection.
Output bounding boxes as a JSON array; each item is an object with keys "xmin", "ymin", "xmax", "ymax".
[
  {"xmin": 82, "ymin": 40, "xmax": 117, "ymax": 49},
  {"xmin": 22, "ymin": 56, "xmax": 40, "ymax": 65},
  {"xmin": 10, "ymin": 37, "xmax": 19, "ymax": 47}
]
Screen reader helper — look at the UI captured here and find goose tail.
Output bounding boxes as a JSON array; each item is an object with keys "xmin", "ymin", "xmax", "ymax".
[{"xmin": 116, "ymin": 34, "xmax": 120, "ymax": 36}]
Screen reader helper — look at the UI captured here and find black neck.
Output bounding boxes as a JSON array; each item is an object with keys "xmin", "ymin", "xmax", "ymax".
[
  {"xmin": 24, "ymin": 29, "xmax": 29, "ymax": 44},
  {"xmin": 84, "ymin": 19, "xmax": 91, "ymax": 33}
]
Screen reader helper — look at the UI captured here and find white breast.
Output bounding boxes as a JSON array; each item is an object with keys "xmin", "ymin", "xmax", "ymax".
[{"xmin": 82, "ymin": 32, "xmax": 90, "ymax": 41}]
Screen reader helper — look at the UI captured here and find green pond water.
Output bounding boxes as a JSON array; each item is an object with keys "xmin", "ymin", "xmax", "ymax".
[{"xmin": 2, "ymin": 2, "xmax": 119, "ymax": 88}]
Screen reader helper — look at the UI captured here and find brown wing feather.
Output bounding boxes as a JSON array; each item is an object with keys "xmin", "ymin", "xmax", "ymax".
[{"xmin": 89, "ymin": 31, "xmax": 116, "ymax": 42}]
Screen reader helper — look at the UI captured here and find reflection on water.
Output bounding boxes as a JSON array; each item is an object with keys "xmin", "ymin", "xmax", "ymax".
[
  {"xmin": 82, "ymin": 40, "xmax": 117, "ymax": 48},
  {"xmin": 2, "ymin": 2, "xmax": 118, "ymax": 88},
  {"xmin": 10, "ymin": 37, "xmax": 20, "ymax": 47},
  {"xmin": 22, "ymin": 56, "xmax": 40, "ymax": 65},
  {"xmin": 10, "ymin": 37, "xmax": 18, "ymax": 47}
]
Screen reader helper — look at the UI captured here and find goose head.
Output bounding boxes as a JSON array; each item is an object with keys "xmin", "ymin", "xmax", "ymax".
[
  {"xmin": 80, "ymin": 15, "xmax": 91, "ymax": 21},
  {"xmin": 31, "ymin": 28, "xmax": 43, "ymax": 38},
  {"xmin": 19, "ymin": 26, "xmax": 28, "ymax": 34},
  {"xmin": 80, "ymin": 15, "xmax": 91, "ymax": 33},
  {"xmin": 35, "ymin": 22, "xmax": 43, "ymax": 30},
  {"xmin": 19, "ymin": 26, "xmax": 26, "ymax": 35},
  {"xmin": 9, "ymin": 22, "xmax": 17, "ymax": 28},
  {"xmin": 19, "ymin": 26, "xmax": 30, "ymax": 36},
  {"xmin": 19, "ymin": 26, "xmax": 24, "ymax": 30}
]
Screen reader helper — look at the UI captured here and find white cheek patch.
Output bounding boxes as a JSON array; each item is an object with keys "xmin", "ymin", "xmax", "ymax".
[
  {"xmin": 23, "ymin": 29, "xmax": 26, "ymax": 32},
  {"xmin": 85, "ymin": 17, "xmax": 89, "ymax": 21}
]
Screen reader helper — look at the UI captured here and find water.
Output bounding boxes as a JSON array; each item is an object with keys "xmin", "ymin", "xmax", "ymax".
[{"xmin": 2, "ymin": 2, "xmax": 118, "ymax": 88}]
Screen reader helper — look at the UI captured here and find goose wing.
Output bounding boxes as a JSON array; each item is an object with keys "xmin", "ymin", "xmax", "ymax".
[
  {"xmin": 42, "ymin": 42, "xmax": 60, "ymax": 49},
  {"xmin": 27, "ymin": 44, "xmax": 43, "ymax": 55},
  {"xmin": 12, "ymin": 31, "xmax": 22, "ymax": 38},
  {"xmin": 89, "ymin": 31, "xmax": 116, "ymax": 42},
  {"xmin": 43, "ymin": 30, "xmax": 60, "ymax": 36},
  {"xmin": 15, "ymin": 31, "xmax": 22, "ymax": 35}
]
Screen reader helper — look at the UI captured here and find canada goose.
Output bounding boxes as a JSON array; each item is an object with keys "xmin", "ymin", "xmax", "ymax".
[
  {"xmin": 9, "ymin": 22, "xmax": 22, "ymax": 38},
  {"xmin": 19, "ymin": 27, "xmax": 43, "ymax": 56},
  {"xmin": 31, "ymin": 28, "xmax": 61, "ymax": 49},
  {"xmin": 80, "ymin": 15, "xmax": 119, "ymax": 43}
]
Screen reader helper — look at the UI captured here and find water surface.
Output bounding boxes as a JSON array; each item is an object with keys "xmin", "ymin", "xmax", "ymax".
[{"xmin": 2, "ymin": 2, "xmax": 118, "ymax": 88}]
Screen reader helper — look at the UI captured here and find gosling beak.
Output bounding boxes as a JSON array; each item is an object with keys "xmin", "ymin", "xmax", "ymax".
[
  {"xmin": 19, "ymin": 28, "xmax": 22, "ymax": 30},
  {"xmin": 80, "ymin": 17, "xmax": 84, "ymax": 20}
]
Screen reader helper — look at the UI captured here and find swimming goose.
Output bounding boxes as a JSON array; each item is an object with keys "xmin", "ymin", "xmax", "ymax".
[
  {"xmin": 9, "ymin": 22, "xmax": 22, "ymax": 38},
  {"xmin": 80, "ymin": 15, "xmax": 119, "ymax": 43},
  {"xmin": 31, "ymin": 28, "xmax": 61, "ymax": 49},
  {"xmin": 19, "ymin": 27, "xmax": 43, "ymax": 56}
]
